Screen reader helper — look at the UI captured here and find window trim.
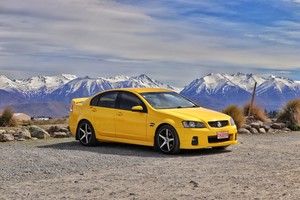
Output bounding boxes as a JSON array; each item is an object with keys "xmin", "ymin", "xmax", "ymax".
[{"xmin": 116, "ymin": 91, "xmax": 148, "ymax": 113}]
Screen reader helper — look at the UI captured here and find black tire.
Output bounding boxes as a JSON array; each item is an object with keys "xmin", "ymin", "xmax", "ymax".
[
  {"xmin": 213, "ymin": 146, "xmax": 229, "ymax": 150},
  {"xmin": 77, "ymin": 120, "xmax": 97, "ymax": 146},
  {"xmin": 155, "ymin": 125, "xmax": 180, "ymax": 154}
]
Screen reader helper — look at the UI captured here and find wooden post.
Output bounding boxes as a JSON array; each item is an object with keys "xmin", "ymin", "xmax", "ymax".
[{"xmin": 248, "ymin": 82, "xmax": 257, "ymax": 117}]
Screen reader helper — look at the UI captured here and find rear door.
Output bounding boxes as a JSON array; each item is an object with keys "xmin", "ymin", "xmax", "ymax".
[
  {"xmin": 90, "ymin": 91, "xmax": 118, "ymax": 138},
  {"xmin": 115, "ymin": 92, "xmax": 148, "ymax": 141}
]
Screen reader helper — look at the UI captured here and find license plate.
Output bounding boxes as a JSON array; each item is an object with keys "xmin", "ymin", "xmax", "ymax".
[{"xmin": 217, "ymin": 131, "xmax": 229, "ymax": 139}]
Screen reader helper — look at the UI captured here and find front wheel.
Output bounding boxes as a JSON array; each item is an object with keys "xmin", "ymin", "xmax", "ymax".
[
  {"xmin": 155, "ymin": 125, "xmax": 180, "ymax": 154},
  {"xmin": 77, "ymin": 120, "xmax": 97, "ymax": 146}
]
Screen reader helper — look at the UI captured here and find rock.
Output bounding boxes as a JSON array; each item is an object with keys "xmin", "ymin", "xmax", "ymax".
[
  {"xmin": 243, "ymin": 124, "xmax": 251, "ymax": 130},
  {"xmin": 60, "ymin": 127, "xmax": 69, "ymax": 133},
  {"xmin": 0, "ymin": 130, "xmax": 6, "ymax": 134},
  {"xmin": 268, "ymin": 128, "xmax": 275, "ymax": 133},
  {"xmin": 53, "ymin": 132, "xmax": 67, "ymax": 138},
  {"xmin": 31, "ymin": 137, "xmax": 38, "ymax": 140},
  {"xmin": 17, "ymin": 129, "xmax": 32, "ymax": 139},
  {"xmin": 262, "ymin": 124, "xmax": 271, "ymax": 131},
  {"xmin": 0, "ymin": 134, "xmax": 14, "ymax": 142},
  {"xmin": 29, "ymin": 125, "xmax": 50, "ymax": 139},
  {"xmin": 47, "ymin": 126, "xmax": 61, "ymax": 135},
  {"xmin": 271, "ymin": 123, "xmax": 283, "ymax": 129},
  {"xmin": 283, "ymin": 127, "xmax": 291, "ymax": 132},
  {"xmin": 259, "ymin": 128, "xmax": 266, "ymax": 134},
  {"xmin": 250, "ymin": 122, "xmax": 260, "ymax": 129},
  {"xmin": 6, "ymin": 130, "xmax": 16, "ymax": 135},
  {"xmin": 258, "ymin": 121, "xmax": 264, "ymax": 127},
  {"xmin": 238, "ymin": 128, "xmax": 251, "ymax": 134},
  {"xmin": 17, "ymin": 138, "xmax": 26, "ymax": 141},
  {"xmin": 250, "ymin": 128, "xmax": 259, "ymax": 134}
]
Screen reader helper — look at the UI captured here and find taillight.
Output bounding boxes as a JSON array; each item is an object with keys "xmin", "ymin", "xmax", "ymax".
[{"xmin": 70, "ymin": 104, "xmax": 73, "ymax": 112}]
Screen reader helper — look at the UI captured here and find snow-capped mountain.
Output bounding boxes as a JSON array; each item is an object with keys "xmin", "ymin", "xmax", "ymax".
[
  {"xmin": 181, "ymin": 73, "xmax": 300, "ymax": 111},
  {"xmin": 1, "ymin": 72, "xmax": 299, "ymax": 117}
]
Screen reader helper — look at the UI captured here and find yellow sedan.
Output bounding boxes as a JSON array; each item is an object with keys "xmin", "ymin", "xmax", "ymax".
[{"xmin": 69, "ymin": 88, "xmax": 237, "ymax": 154}]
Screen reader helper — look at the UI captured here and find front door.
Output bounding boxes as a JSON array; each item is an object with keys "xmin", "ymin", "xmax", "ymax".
[{"xmin": 115, "ymin": 92, "xmax": 147, "ymax": 141}]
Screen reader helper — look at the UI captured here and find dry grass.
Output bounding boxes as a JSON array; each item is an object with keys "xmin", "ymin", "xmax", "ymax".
[
  {"xmin": 29, "ymin": 118, "xmax": 69, "ymax": 125},
  {"xmin": 243, "ymin": 103, "xmax": 270, "ymax": 122},
  {"xmin": 222, "ymin": 105, "xmax": 245, "ymax": 128},
  {"xmin": 0, "ymin": 107, "xmax": 17, "ymax": 127},
  {"xmin": 277, "ymin": 99, "xmax": 300, "ymax": 130}
]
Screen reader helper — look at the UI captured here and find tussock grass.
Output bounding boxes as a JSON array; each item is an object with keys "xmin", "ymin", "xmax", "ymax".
[
  {"xmin": 0, "ymin": 107, "xmax": 17, "ymax": 127},
  {"xmin": 277, "ymin": 99, "xmax": 300, "ymax": 130},
  {"xmin": 244, "ymin": 103, "xmax": 270, "ymax": 122},
  {"xmin": 223, "ymin": 105, "xmax": 245, "ymax": 128}
]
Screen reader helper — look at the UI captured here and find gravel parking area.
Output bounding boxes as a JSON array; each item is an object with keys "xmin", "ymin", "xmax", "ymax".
[{"xmin": 1, "ymin": 132, "xmax": 300, "ymax": 200}]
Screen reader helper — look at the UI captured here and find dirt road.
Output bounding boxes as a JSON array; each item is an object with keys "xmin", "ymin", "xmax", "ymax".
[{"xmin": 1, "ymin": 132, "xmax": 300, "ymax": 200}]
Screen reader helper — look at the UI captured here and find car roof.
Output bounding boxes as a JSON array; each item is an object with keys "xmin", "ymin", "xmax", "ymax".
[{"xmin": 109, "ymin": 88, "xmax": 172, "ymax": 93}]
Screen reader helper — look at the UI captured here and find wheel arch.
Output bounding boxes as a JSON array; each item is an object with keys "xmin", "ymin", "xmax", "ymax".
[{"xmin": 75, "ymin": 119, "xmax": 92, "ymax": 140}]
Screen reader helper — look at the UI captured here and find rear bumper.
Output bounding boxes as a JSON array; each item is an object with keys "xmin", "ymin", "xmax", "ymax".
[{"xmin": 176, "ymin": 126, "xmax": 238, "ymax": 149}]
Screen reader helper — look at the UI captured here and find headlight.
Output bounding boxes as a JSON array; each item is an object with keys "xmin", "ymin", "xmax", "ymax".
[
  {"xmin": 230, "ymin": 118, "xmax": 236, "ymax": 126},
  {"xmin": 182, "ymin": 121, "xmax": 206, "ymax": 128}
]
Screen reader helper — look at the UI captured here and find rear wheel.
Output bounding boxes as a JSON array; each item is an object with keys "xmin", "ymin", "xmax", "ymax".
[
  {"xmin": 77, "ymin": 120, "xmax": 97, "ymax": 146},
  {"xmin": 155, "ymin": 125, "xmax": 180, "ymax": 154}
]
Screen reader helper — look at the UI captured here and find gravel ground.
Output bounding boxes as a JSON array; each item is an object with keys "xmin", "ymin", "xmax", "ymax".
[{"xmin": 1, "ymin": 132, "xmax": 300, "ymax": 200}]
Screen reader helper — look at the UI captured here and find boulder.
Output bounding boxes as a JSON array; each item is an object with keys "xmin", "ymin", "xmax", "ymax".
[
  {"xmin": 29, "ymin": 125, "xmax": 50, "ymax": 139},
  {"xmin": 0, "ymin": 130, "xmax": 6, "ymax": 134},
  {"xmin": 250, "ymin": 128, "xmax": 259, "ymax": 134},
  {"xmin": 268, "ymin": 128, "xmax": 275, "ymax": 133},
  {"xmin": 271, "ymin": 123, "xmax": 283, "ymax": 129},
  {"xmin": 0, "ymin": 134, "xmax": 14, "ymax": 142},
  {"xmin": 60, "ymin": 127, "xmax": 69, "ymax": 133},
  {"xmin": 283, "ymin": 127, "xmax": 291, "ymax": 132},
  {"xmin": 53, "ymin": 132, "xmax": 67, "ymax": 138},
  {"xmin": 17, "ymin": 129, "xmax": 32, "ymax": 139},
  {"xmin": 243, "ymin": 124, "xmax": 251, "ymax": 130},
  {"xmin": 6, "ymin": 130, "xmax": 16, "ymax": 135},
  {"xmin": 262, "ymin": 125, "xmax": 271, "ymax": 131},
  {"xmin": 259, "ymin": 128, "xmax": 266, "ymax": 134},
  {"xmin": 250, "ymin": 122, "xmax": 260, "ymax": 129},
  {"xmin": 238, "ymin": 128, "xmax": 251, "ymax": 134}
]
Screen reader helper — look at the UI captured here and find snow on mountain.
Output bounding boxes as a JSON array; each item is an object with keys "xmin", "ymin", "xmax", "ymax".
[
  {"xmin": 181, "ymin": 73, "xmax": 300, "ymax": 111},
  {"xmin": 0, "ymin": 75, "xmax": 22, "ymax": 93},
  {"xmin": 14, "ymin": 74, "xmax": 77, "ymax": 94}
]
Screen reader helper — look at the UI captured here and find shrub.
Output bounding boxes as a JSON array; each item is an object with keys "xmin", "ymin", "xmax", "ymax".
[
  {"xmin": 223, "ymin": 105, "xmax": 245, "ymax": 128},
  {"xmin": 243, "ymin": 103, "xmax": 270, "ymax": 122},
  {"xmin": 277, "ymin": 99, "xmax": 300, "ymax": 131},
  {"xmin": 0, "ymin": 107, "xmax": 17, "ymax": 127}
]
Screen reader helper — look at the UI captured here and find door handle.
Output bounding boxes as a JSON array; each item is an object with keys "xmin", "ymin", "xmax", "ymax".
[
  {"xmin": 90, "ymin": 107, "xmax": 97, "ymax": 112},
  {"xmin": 117, "ymin": 112, "xmax": 123, "ymax": 116}
]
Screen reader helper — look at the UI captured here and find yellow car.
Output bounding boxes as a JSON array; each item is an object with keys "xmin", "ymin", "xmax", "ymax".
[{"xmin": 69, "ymin": 88, "xmax": 237, "ymax": 154}]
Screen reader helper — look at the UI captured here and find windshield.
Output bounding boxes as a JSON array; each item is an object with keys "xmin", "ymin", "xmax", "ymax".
[{"xmin": 141, "ymin": 92, "xmax": 198, "ymax": 109}]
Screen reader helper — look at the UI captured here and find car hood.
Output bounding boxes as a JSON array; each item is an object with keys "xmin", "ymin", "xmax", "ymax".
[{"xmin": 158, "ymin": 107, "xmax": 230, "ymax": 122}]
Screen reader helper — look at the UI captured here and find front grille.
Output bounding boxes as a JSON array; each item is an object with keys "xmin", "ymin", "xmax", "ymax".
[
  {"xmin": 208, "ymin": 120, "xmax": 228, "ymax": 128},
  {"xmin": 208, "ymin": 134, "xmax": 232, "ymax": 143}
]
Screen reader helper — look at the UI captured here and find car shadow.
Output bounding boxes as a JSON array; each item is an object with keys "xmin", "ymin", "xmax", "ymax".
[{"xmin": 38, "ymin": 139, "xmax": 232, "ymax": 158}]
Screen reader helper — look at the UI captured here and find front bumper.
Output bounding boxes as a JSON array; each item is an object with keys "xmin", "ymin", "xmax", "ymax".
[{"xmin": 176, "ymin": 126, "xmax": 238, "ymax": 149}]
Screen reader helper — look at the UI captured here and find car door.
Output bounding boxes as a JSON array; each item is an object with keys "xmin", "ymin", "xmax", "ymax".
[
  {"xmin": 115, "ymin": 91, "xmax": 147, "ymax": 141},
  {"xmin": 90, "ymin": 91, "xmax": 118, "ymax": 138}
]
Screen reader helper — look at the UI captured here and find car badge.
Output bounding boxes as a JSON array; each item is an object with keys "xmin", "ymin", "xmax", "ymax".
[{"xmin": 217, "ymin": 121, "xmax": 222, "ymax": 128}]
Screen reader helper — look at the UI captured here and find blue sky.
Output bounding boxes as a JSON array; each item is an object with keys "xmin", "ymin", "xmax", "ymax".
[{"xmin": 0, "ymin": 0, "xmax": 300, "ymax": 86}]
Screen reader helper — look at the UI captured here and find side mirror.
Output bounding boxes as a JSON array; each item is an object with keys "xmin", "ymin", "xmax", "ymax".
[{"xmin": 131, "ymin": 105, "xmax": 144, "ymax": 112}]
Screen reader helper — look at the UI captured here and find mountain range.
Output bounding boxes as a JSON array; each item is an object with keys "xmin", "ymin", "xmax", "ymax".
[{"xmin": 0, "ymin": 73, "xmax": 299, "ymax": 117}]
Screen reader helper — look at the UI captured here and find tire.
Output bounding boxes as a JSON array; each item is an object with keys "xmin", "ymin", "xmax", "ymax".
[
  {"xmin": 77, "ymin": 120, "xmax": 97, "ymax": 146},
  {"xmin": 213, "ymin": 146, "xmax": 229, "ymax": 150},
  {"xmin": 155, "ymin": 125, "xmax": 180, "ymax": 154}
]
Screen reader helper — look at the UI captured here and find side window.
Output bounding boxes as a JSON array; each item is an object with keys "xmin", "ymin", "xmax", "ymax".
[
  {"xmin": 90, "ymin": 95, "xmax": 100, "ymax": 106},
  {"xmin": 92, "ymin": 92, "xmax": 118, "ymax": 108},
  {"xmin": 119, "ymin": 92, "xmax": 145, "ymax": 111}
]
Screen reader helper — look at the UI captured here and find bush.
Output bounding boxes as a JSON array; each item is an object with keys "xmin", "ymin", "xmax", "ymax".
[
  {"xmin": 277, "ymin": 99, "xmax": 300, "ymax": 130},
  {"xmin": 243, "ymin": 103, "xmax": 270, "ymax": 122},
  {"xmin": 0, "ymin": 107, "xmax": 17, "ymax": 127},
  {"xmin": 223, "ymin": 105, "xmax": 245, "ymax": 128}
]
